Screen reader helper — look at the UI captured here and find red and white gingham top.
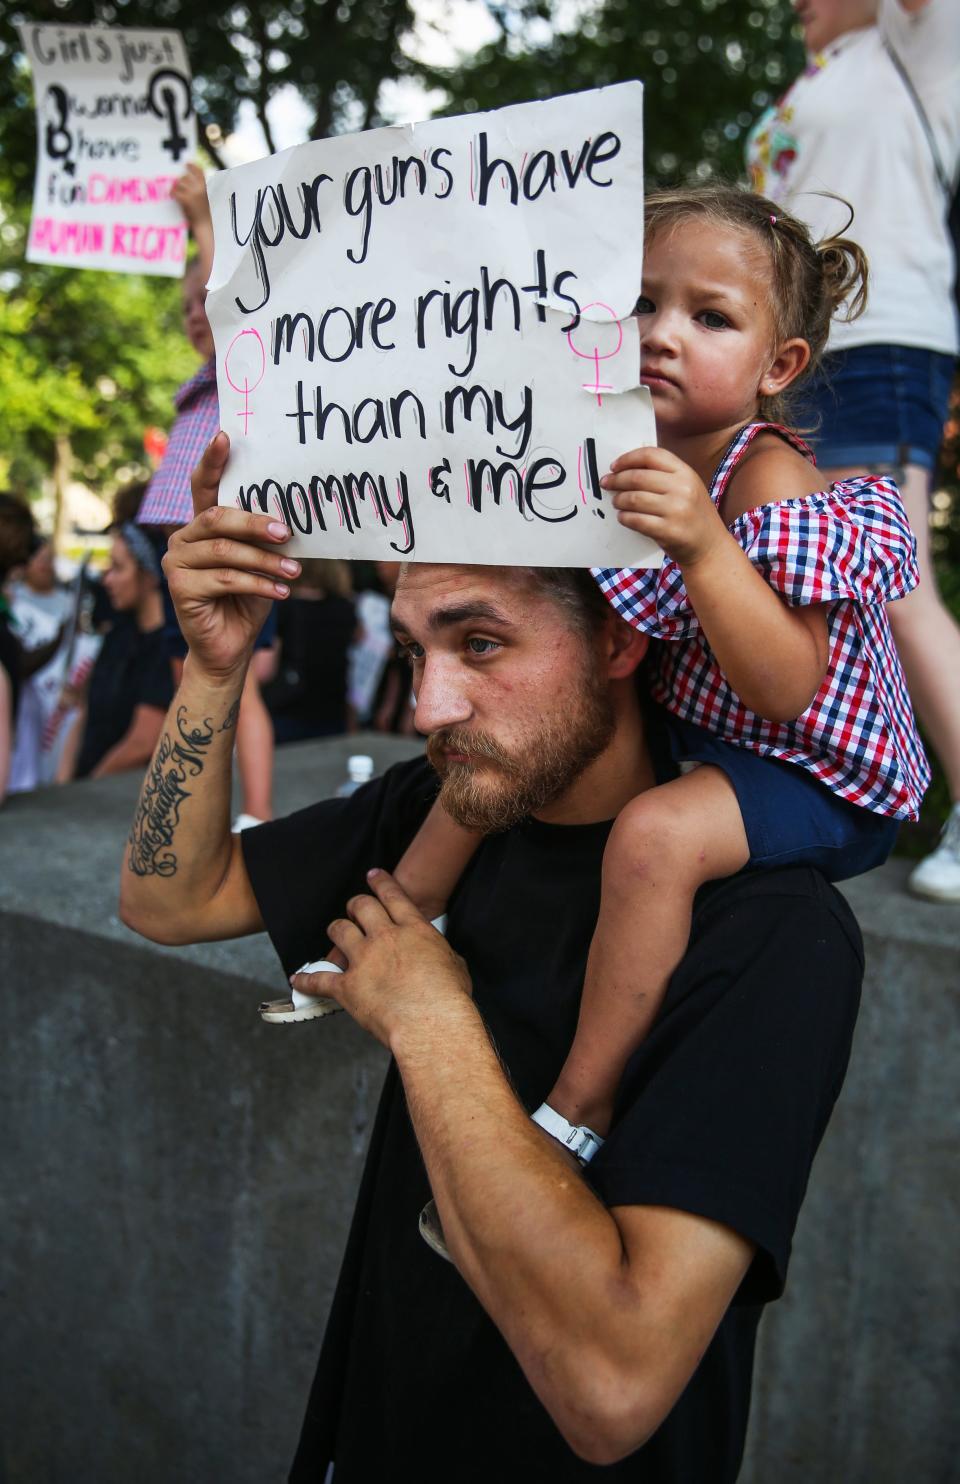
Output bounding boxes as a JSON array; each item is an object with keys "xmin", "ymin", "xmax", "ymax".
[
  {"xmin": 137, "ymin": 358, "xmax": 219, "ymax": 527},
  {"xmin": 593, "ymin": 422, "xmax": 930, "ymax": 821}
]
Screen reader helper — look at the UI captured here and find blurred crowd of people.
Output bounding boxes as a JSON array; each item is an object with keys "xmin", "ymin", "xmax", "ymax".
[
  {"xmin": 0, "ymin": 487, "xmax": 415, "ymax": 811},
  {"xmin": 0, "ymin": 481, "xmax": 422, "ymax": 815}
]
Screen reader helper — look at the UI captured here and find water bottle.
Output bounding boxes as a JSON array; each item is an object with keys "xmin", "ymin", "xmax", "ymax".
[{"xmin": 336, "ymin": 753, "xmax": 375, "ymax": 797}]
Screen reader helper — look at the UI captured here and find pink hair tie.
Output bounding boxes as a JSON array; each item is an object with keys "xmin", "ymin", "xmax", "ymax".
[{"xmin": 769, "ymin": 214, "xmax": 778, "ymax": 225}]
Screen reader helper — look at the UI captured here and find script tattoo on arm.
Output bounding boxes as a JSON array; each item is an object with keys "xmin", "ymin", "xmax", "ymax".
[
  {"xmin": 220, "ymin": 697, "xmax": 240, "ymax": 732},
  {"xmin": 127, "ymin": 704, "xmax": 235, "ymax": 878}
]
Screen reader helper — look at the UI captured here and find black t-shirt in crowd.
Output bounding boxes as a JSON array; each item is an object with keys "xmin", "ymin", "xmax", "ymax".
[
  {"xmin": 0, "ymin": 607, "xmax": 22, "ymax": 719},
  {"xmin": 242, "ymin": 756, "xmax": 864, "ymax": 1484},
  {"xmin": 76, "ymin": 614, "xmax": 173, "ymax": 778},
  {"xmin": 263, "ymin": 593, "xmax": 356, "ymax": 732}
]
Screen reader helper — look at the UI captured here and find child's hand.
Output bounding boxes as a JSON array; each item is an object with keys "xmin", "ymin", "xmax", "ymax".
[{"xmin": 601, "ymin": 447, "xmax": 726, "ymax": 568}]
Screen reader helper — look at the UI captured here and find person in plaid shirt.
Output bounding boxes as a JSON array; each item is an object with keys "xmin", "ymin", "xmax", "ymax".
[
  {"xmin": 139, "ymin": 166, "xmax": 277, "ymax": 829},
  {"xmin": 280, "ymin": 184, "xmax": 928, "ymax": 1180},
  {"xmin": 138, "ymin": 165, "xmax": 218, "ymax": 531}
]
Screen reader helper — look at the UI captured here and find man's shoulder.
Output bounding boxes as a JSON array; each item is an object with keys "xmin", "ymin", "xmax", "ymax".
[
  {"xmin": 250, "ymin": 753, "xmax": 436, "ymax": 858},
  {"xmin": 691, "ymin": 864, "xmax": 864, "ymax": 969},
  {"xmin": 241, "ymin": 753, "xmax": 437, "ymax": 977},
  {"xmin": 672, "ymin": 864, "xmax": 865, "ymax": 1035}
]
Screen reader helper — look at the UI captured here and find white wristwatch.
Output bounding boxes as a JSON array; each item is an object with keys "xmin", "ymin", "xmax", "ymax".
[{"xmin": 531, "ymin": 1103, "xmax": 605, "ymax": 1165}]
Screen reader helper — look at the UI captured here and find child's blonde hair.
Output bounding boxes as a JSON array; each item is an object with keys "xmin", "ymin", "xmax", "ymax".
[{"xmin": 644, "ymin": 184, "xmax": 869, "ymax": 425}]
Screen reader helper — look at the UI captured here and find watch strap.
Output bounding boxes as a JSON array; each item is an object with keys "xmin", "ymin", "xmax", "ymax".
[{"xmin": 531, "ymin": 1102, "xmax": 605, "ymax": 1164}]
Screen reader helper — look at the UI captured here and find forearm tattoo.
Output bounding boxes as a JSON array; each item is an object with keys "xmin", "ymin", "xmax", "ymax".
[{"xmin": 127, "ymin": 702, "xmax": 237, "ymax": 877}]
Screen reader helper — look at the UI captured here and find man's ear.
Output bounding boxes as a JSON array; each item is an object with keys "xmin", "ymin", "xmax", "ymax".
[
  {"xmin": 604, "ymin": 612, "xmax": 648, "ymax": 679},
  {"xmin": 760, "ymin": 337, "xmax": 811, "ymax": 399}
]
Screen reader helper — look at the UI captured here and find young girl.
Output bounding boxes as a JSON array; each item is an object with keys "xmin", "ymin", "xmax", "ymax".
[{"xmin": 266, "ymin": 185, "xmax": 929, "ymax": 1169}]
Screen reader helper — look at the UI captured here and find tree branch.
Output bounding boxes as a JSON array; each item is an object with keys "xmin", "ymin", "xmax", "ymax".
[
  {"xmin": 361, "ymin": 0, "xmax": 410, "ymax": 130},
  {"xmin": 250, "ymin": 7, "xmax": 278, "ymax": 156}
]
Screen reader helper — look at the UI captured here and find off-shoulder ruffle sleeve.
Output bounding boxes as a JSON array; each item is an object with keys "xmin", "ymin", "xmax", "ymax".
[
  {"xmin": 591, "ymin": 559, "xmax": 703, "ymax": 640},
  {"xmin": 731, "ymin": 475, "xmax": 919, "ymax": 607},
  {"xmin": 593, "ymin": 475, "xmax": 918, "ymax": 635}
]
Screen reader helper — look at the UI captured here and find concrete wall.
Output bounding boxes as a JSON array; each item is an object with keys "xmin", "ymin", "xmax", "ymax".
[
  {"xmin": 1, "ymin": 737, "xmax": 957, "ymax": 1482},
  {"xmin": 741, "ymin": 861, "xmax": 960, "ymax": 1484}
]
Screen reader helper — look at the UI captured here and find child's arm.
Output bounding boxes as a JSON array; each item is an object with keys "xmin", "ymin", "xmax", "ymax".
[
  {"xmin": 604, "ymin": 445, "xmax": 829, "ymax": 723},
  {"xmin": 392, "ymin": 800, "xmax": 481, "ymax": 924}
]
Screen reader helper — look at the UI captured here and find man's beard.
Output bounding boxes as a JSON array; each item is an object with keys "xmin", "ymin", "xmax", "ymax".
[{"xmin": 425, "ymin": 666, "xmax": 615, "ymax": 833}]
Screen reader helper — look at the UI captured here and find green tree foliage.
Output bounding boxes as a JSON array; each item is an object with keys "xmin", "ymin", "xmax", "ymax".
[
  {"xmin": 0, "ymin": 63, "xmax": 195, "ymax": 494},
  {"xmin": 0, "ymin": 0, "xmax": 417, "ymax": 183},
  {"xmin": 0, "ymin": 218, "xmax": 197, "ymax": 496},
  {"xmin": 0, "ymin": 0, "xmax": 418, "ymax": 499},
  {"xmin": 422, "ymin": 0, "xmax": 805, "ymax": 185}
]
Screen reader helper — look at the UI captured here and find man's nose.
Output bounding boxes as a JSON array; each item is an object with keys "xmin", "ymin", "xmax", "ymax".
[{"xmin": 412, "ymin": 657, "xmax": 473, "ymax": 736}]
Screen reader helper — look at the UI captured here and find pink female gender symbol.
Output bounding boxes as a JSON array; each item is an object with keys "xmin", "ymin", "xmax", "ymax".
[
  {"xmin": 565, "ymin": 302, "xmax": 623, "ymax": 408},
  {"xmin": 224, "ymin": 328, "xmax": 266, "ymax": 435}
]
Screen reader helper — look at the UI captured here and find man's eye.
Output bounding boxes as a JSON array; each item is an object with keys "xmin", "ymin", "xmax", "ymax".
[
  {"xmin": 634, "ymin": 294, "xmax": 654, "ymax": 315},
  {"xmin": 698, "ymin": 309, "xmax": 729, "ymax": 330},
  {"xmin": 404, "ymin": 641, "xmax": 424, "ymax": 660},
  {"xmin": 466, "ymin": 637, "xmax": 499, "ymax": 655}
]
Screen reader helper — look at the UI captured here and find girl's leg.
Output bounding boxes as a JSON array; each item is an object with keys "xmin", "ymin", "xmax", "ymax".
[
  {"xmin": 322, "ymin": 801, "xmax": 480, "ymax": 970},
  {"xmin": 392, "ymin": 800, "xmax": 481, "ymax": 921},
  {"xmin": 546, "ymin": 766, "xmax": 749, "ymax": 1138}
]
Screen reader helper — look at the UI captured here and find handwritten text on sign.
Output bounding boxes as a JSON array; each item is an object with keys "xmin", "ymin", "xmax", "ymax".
[
  {"xmin": 18, "ymin": 23, "xmax": 196, "ymax": 277},
  {"xmin": 207, "ymin": 84, "xmax": 659, "ymax": 567}
]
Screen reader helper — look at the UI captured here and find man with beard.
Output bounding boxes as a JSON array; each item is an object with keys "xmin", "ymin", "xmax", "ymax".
[{"xmin": 121, "ymin": 435, "xmax": 863, "ymax": 1483}]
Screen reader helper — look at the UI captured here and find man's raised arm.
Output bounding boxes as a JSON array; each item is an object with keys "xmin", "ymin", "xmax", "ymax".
[{"xmin": 119, "ymin": 434, "xmax": 299, "ymax": 946}]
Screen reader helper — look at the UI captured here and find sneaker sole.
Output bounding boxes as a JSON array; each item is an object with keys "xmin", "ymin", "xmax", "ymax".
[
  {"xmin": 418, "ymin": 1200, "xmax": 453, "ymax": 1262},
  {"xmin": 259, "ymin": 997, "xmax": 343, "ymax": 1023}
]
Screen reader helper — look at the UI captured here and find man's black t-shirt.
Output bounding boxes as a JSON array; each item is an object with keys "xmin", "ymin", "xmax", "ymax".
[
  {"xmin": 76, "ymin": 615, "xmax": 173, "ymax": 778},
  {"xmin": 243, "ymin": 757, "xmax": 863, "ymax": 1484}
]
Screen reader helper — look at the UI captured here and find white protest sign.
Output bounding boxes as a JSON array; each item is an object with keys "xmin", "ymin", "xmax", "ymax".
[
  {"xmin": 207, "ymin": 83, "xmax": 660, "ymax": 567},
  {"xmin": 18, "ymin": 23, "xmax": 196, "ymax": 277}
]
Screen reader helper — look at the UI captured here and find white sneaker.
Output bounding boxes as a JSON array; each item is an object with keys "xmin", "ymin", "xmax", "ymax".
[
  {"xmin": 907, "ymin": 804, "xmax": 960, "ymax": 903},
  {"xmin": 231, "ymin": 813, "xmax": 265, "ymax": 833},
  {"xmin": 259, "ymin": 915, "xmax": 449, "ymax": 1024}
]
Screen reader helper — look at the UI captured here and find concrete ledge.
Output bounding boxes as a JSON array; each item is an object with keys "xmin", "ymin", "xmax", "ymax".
[
  {"xmin": 0, "ymin": 735, "xmax": 416, "ymax": 1483},
  {"xmin": 1, "ymin": 737, "xmax": 957, "ymax": 1481},
  {"xmin": 742, "ymin": 862, "xmax": 960, "ymax": 1483}
]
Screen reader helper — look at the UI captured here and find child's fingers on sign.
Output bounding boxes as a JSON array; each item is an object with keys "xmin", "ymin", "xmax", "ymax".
[
  {"xmin": 609, "ymin": 446, "xmax": 678, "ymax": 474},
  {"xmin": 603, "ymin": 469, "xmax": 675, "ymax": 498},
  {"xmin": 612, "ymin": 490, "xmax": 669, "ymax": 519}
]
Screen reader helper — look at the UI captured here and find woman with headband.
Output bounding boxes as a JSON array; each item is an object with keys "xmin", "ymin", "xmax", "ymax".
[{"xmin": 70, "ymin": 523, "xmax": 173, "ymax": 781}]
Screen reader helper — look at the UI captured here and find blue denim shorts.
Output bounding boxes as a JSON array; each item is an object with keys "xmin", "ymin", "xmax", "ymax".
[
  {"xmin": 802, "ymin": 344, "xmax": 957, "ymax": 473},
  {"xmin": 666, "ymin": 716, "xmax": 898, "ymax": 883}
]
